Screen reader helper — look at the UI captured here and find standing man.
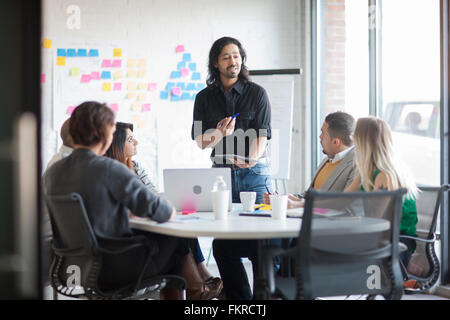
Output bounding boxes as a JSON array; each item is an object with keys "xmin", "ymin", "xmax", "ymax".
[
  {"xmin": 191, "ymin": 36, "xmax": 273, "ymax": 204},
  {"xmin": 191, "ymin": 37, "xmax": 275, "ymax": 300}
]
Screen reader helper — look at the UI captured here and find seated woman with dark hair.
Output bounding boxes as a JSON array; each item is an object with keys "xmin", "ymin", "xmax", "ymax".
[
  {"xmin": 43, "ymin": 101, "xmax": 220, "ymax": 300},
  {"xmin": 105, "ymin": 121, "xmax": 222, "ymax": 296}
]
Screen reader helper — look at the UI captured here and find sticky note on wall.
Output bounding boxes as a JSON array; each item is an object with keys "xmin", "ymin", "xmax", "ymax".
[
  {"xmin": 70, "ymin": 68, "xmax": 80, "ymax": 76},
  {"xmin": 192, "ymin": 72, "xmax": 201, "ymax": 80},
  {"xmin": 114, "ymin": 70, "xmax": 124, "ymax": 80},
  {"xmin": 81, "ymin": 74, "xmax": 91, "ymax": 83},
  {"xmin": 176, "ymin": 45, "xmax": 185, "ymax": 53},
  {"xmin": 89, "ymin": 49, "xmax": 99, "ymax": 57},
  {"xmin": 91, "ymin": 72, "xmax": 101, "ymax": 80},
  {"xmin": 42, "ymin": 38, "xmax": 52, "ymax": 49},
  {"xmin": 171, "ymin": 87, "xmax": 182, "ymax": 96},
  {"xmin": 41, "ymin": 74, "xmax": 46, "ymax": 83},
  {"xmin": 110, "ymin": 103, "xmax": 119, "ymax": 112},
  {"xmin": 160, "ymin": 91, "xmax": 169, "ymax": 100},
  {"xmin": 142, "ymin": 103, "xmax": 151, "ymax": 112},
  {"xmin": 138, "ymin": 59, "xmax": 146, "ymax": 67},
  {"xmin": 182, "ymin": 53, "xmax": 191, "ymax": 62},
  {"xmin": 102, "ymin": 83, "xmax": 112, "ymax": 91},
  {"xmin": 101, "ymin": 71, "xmax": 112, "ymax": 79},
  {"xmin": 56, "ymin": 57, "xmax": 66, "ymax": 66},
  {"xmin": 128, "ymin": 59, "xmax": 136, "ymax": 67},
  {"xmin": 148, "ymin": 82, "xmax": 157, "ymax": 91},
  {"xmin": 171, "ymin": 71, "xmax": 181, "ymax": 79},
  {"xmin": 112, "ymin": 60, "xmax": 122, "ymax": 68},
  {"xmin": 113, "ymin": 82, "xmax": 122, "ymax": 91},
  {"xmin": 113, "ymin": 48, "xmax": 122, "ymax": 57},
  {"xmin": 77, "ymin": 49, "xmax": 87, "ymax": 57},
  {"xmin": 127, "ymin": 82, "xmax": 137, "ymax": 91},
  {"xmin": 67, "ymin": 49, "xmax": 77, "ymax": 57},
  {"xmin": 102, "ymin": 59, "xmax": 112, "ymax": 68},
  {"xmin": 67, "ymin": 106, "xmax": 76, "ymax": 115},
  {"xmin": 57, "ymin": 49, "xmax": 66, "ymax": 56}
]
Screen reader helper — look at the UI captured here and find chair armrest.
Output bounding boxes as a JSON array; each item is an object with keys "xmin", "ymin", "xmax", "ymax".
[{"xmin": 400, "ymin": 234, "xmax": 436, "ymax": 244}]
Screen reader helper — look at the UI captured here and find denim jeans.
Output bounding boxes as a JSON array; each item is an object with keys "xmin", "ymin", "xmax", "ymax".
[{"xmin": 229, "ymin": 163, "xmax": 273, "ymax": 204}]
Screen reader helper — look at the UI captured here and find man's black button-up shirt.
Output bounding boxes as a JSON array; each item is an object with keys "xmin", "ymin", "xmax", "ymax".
[{"xmin": 191, "ymin": 80, "xmax": 272, "ymax": 164}]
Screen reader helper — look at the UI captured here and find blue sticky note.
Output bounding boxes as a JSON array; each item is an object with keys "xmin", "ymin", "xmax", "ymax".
[
  {"xmin": 186, "ymin": 83, "xmax": 196, "ymax": 91},
  {"xmin": 166, "ymin": 82, "xmax": 175, "ymax": 90},
  {"xmin": 77, "ymin": 49, "xmax": 87, "ymax": 57},
  {"xmin": 67, "ymin": 49, "xmax": 77, "ymax": 57},
  {"xmin": 196, "ymin": 83, "xmax": 206, "ymax": 90},
  {"xmin": 101, "ymin": 71, "xmax": 111, "ymax": 79},
  {"xmin": 192, "ymin": 72, "xmax": 201, "ymax": 80},
  {"xmin": 57, "ymin": 49, "xmax": 66, "ymax": 57},
  {"xmin": 182, "ymin": 53, "xmax": 191, "ymax": 62},
  {"xmin": 176, "ymin": 82, "xmax": 185, "ymax": 90},
  {"xmin": 191, "ymin": 93, "xmax": 197, "ymax": 101},
  {"xmin": 171, "ymin": 71, "xmax": 181, "ymax": 79},
  {"xmin": 181, "ymin": 92, "xmax": 191, "ymax": 100},
  {"xmin": 177, "ymin": 61, "xmax": 186, "ymax": 70},
  {"xmin": 89, "ymin": 49, "xmax": 99, "ymax": 57},
  {"xmin": 171, "ymin": 95, "xmax": 181, "ymax": 102},
  {"xmin": 189, "ymin": 63, "xmax": 196, "ymax": 71},
  {"xmin": 160, "ymin": 91, "xmax": 169, "ymax": 100}
]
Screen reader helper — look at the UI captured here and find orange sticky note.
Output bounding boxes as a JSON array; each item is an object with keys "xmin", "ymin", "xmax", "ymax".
[
  {"xmin": 137, "ymin": 69, "xmax": 146, "ymax": 78},
  {"xmin": 56, "ymin": 57, "xmax": 66, "ymax": 66},
  {"xmin": 42, "ymin": 38, "xmax": 52, "ymax": 49},
  {"xmin": 113, "ymin": 48, "xmax": 122, "ymax": 57},
  {"xmin": 128, "ymin": 59, "xmax": 136, "ymax": 67},
  {"xmin": 138, "ymin": 59, "xmax": 147, "ymax": 67},
  {"xmin": 127, "ymin": 69, "xmax": 137, "ymax": 78},
  {"xmin": 127, "ymin": 92, "xmax": 137, "ymax": 99},
  {"xmin": 127, "ymin": 82, "xmax": 137, "ymax": 91}
]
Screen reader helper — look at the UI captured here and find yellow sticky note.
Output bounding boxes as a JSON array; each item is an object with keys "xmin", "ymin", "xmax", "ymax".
[
  {"xmin": 138, "ymin": 93, "xmax": 147, "ymax": 101},
  {"xmin": 137, "ymin": 69, "xmax": 146, "ymax": 78},
  {"xmin": 127, "ymin": 69, "xmax": 137, "ymax": 78},
  {"xmin": 138, "ymin": 82, "xmax": 148, "ymax": 90},
  {"xmin": 127, "ymin": 82, "xmax": 137, "ymax": 91},
  {"xmin": 102, "ymin": 83, "xmax": 112, "ymax": 92},
  {"xmin": 113, "ymin": 48, "xmax": 122, "ymax": 57},
  {"xmin": 70, "ymin": 68, "xmax": 80, "ymax": 76},
  {"xmin": 138, "ymin": 119, "xmax": 147, "ymax": 129},
  {"xmin": 131, "ymin": 102, "xmax": 141, "ymax": 112},
  {"xmin": 56, "ymin": 57, "xmax": 66, "ymax": 66},
  {"xmin": 127, "ymin": 92, "xmax": 137, "ymax": 99},
  {"xmin": 128, "ymin": 59, "xmax": 136, "ymax": 68},
  {"xmin": 114, "ymin": 70, "xmax": 124, "ymax": 80},
  {"xmin": 138, "ymin": 59, "xmax": 147, "ymax": 67},
  {"xmin": 42, "ymin": 38, "xmax": 52, "ymax": 49}
]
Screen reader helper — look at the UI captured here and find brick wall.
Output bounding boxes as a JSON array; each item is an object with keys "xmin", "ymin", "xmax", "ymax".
[{"xmin": 324, "ymin": 0, "xmax": 346, "ymax": 114}]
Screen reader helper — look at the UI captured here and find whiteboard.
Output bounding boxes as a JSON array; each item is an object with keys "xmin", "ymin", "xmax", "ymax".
[{"xmin": 252, "ymin": 74, "xmax": 295, "ymax": 179}]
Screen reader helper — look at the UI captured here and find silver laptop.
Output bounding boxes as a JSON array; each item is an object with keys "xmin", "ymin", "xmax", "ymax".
[{"xmin": 163, "ymin": 168, "xmax": 232, "ymax": 212}]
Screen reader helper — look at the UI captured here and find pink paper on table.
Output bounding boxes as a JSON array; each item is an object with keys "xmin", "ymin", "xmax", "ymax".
[
  {"xmin": 142, "ymin": 103, "xmax": 151, "ymax": 112},
  {"xmin": 110, "ymin": 103, "xmax": 119, "ymax": 112},
  {"xmin": 67, "ymin": 106, "xmax": 76, "ymax": 115},
  {"xmin": 148, "ymin": 82, "xmax": 157, "ymax": 91},
  {"xmin": 313, "ymin": 207, "xmax": 330, "ymax": 214},
  {"xmin": 41, "ymin": 74, "xmax": 46, "ymax": 83},
  {"xmin": 176, "ymin": 45, "xmax": 185, "ymax": 53},
  {"xmin": 91, "ymin": 71, "xmax": 101, "ymax": 80},
  {"xmin": 81, "ymin": 74, "xmax": 91, "ymax": 83},
  {"xmin": 113, "ymin": 82, "xmax": 122, "ymax": 91},
  {"xmin": 171, "ymin": 87, "xmax": 182, "ymax": 96},
  {"xmin": 112, "ymin": 59, "xmax": 122, "ymax": 68},
  {"xmin": 102, "ymin": 59, "xmax": 112, "ymax": 68}
]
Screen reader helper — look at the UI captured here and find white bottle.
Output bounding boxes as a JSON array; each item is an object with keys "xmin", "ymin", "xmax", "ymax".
[{"xmin": 212, "ymin": 176, "xmax": 227, "ymax": 192}]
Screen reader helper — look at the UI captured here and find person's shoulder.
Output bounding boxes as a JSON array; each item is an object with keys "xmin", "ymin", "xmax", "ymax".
[
  {"xmin": 245, "ymin": 81, "xmax": 266, "ymax": 93},
  {"xmin": 373, "ymin": 171, "xmax": 391, "ymax": 189}
]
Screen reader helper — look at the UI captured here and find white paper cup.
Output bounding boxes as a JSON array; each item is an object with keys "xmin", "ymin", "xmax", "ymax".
[
  {"xmin": 240, "ymin": 191, "xmax": 257, "ymax": 212},
  {"xmin": 270, "ymin": 194, "xmax": 288, "ymax": 220},
  {"xmin": 211, "ymin": 190, "xmax": 230, "ymax": 220}
]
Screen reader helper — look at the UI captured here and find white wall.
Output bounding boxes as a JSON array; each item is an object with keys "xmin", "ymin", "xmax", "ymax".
[{"xmin": 41, "ymin": 0, "xmax": 310, "ymax": 193}]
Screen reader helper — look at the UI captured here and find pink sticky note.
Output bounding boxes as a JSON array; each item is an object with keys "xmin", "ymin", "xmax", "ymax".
[
  {"xmin": 142, "ymin": 103, "xmax": 151, "ymax": 112},
  {"xmin": 41, "ymin": 74, "xmax": 46, "ymax": 83},
  {"xmin": 171, "ymin": 87, "xmax": 182, "ymax": 96},
  {"xmin": 313, "ymin": 207, "xmax": 330, "ymax": 214},
  {"xmin": 110, "ymin": 104, "xmax": 119, "ymax": 112},
  {"xmin": 102, "ymin": 59, "xmax": 112, "ymax": 68},
  {"xmin": 67, "ymin": 106, "xmax": 76, "ymax": 115},
  {"xmin": 181, "ymin": 68, "xmax": 190, "ymax": 77},
  {"xmin": 91, "ymin": 71, "xmax": 101, "ymax": 80},
  {"xmin": 148, "ymin": 82, "xmax": 157, "ymax": 91},
  {"xmin": 112, "ymin": 59, "xmax": 122, "ymax": 68},
  {"xmin": 113, "ymin": 82, "xmax": 122, "ymax": 91},
  {"xmin": 81, "ymin": 74, "xmax": 91, "ymax": 83},
  {"xmin": 176, "ymin": 45, "xmax": 185, "ymax": 53}
]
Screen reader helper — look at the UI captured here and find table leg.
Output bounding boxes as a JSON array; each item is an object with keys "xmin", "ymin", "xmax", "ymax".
[{"xmin": 253, "ymin": 239, "xmax": 271, "ymax": 300}]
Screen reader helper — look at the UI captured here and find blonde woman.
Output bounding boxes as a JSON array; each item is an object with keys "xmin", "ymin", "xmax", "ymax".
[{"xmin": 345, "ymin": 116, "xmax": 418, "ymax": 267}]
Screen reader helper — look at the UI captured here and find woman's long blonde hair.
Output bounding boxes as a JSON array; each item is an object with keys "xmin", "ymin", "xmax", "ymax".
[{"xmin": 354, "ymin": 117, "xmax": 418, "ymax": 199}]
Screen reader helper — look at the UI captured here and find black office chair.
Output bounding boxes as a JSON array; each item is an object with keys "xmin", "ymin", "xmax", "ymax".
[
  {"xmin": 263, "ymin": 189, "xmax": 406, "ymax": 300},
  {"xmin": 44, "ymin": 193, "xmax": 185, "ymax": 300},
  {"xmin": 400, "ymin": 184, "xmax": 450, "ymax": 293}
]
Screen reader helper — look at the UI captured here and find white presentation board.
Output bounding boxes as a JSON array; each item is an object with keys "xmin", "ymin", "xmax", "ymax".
[{"xmin": 252, "ymin": 74, "xmax": 295, "ymax": 180}]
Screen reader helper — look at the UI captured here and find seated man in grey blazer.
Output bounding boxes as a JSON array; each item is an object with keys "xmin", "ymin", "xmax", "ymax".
[{"xmin": 265, "ymin": 111, "xmax": 356, "ymax": 207}]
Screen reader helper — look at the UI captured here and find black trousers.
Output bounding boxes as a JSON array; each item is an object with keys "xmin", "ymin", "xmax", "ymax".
[{"xmin": 99, "ymin": 231, "xmax": 190, "ymax": 290}]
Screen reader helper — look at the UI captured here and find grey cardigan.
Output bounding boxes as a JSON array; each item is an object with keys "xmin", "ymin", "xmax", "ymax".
[{"xmin": 43, "ymin": 148, "xmax": 173, "ymax": 238}]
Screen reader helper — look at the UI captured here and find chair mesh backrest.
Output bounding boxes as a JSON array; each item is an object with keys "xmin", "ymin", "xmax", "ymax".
[
  {"xmin": 298, "ymin": 189, "xmax": 405, "ymax": 298},
  {"xmin": 45, "ymin": 193, "xmax": 99, "ymax": 288},
  {"xmin": 415, "ymin": 186, "xmax": 440, "ymax": 238}
]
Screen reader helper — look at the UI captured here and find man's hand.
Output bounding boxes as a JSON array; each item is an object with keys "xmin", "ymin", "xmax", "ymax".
[
  {"xmin": 230, "ymin": 157, "xmax": 257, "ymax": 169},
  {"xmin": 216, "ymin": 117, "xmax": 236, "ymax": 137}
]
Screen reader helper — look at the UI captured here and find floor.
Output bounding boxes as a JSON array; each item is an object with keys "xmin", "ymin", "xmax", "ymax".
[{"xmin": 44, "ymin": 237, "xmax": 450, "ymax": 300}]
